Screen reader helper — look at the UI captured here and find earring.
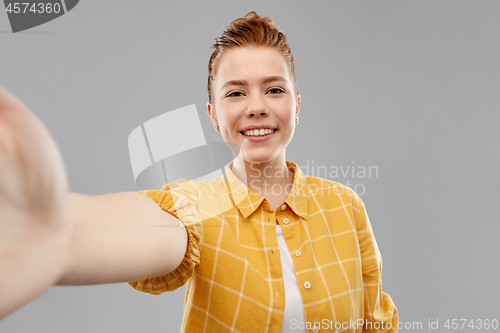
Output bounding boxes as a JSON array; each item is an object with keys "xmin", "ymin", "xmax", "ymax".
[
  {"xmin": 295, "ymin": 118, "xmax": 299, "ymax": 124},
  {"xmin": 215, "ymin": 125, "xmax": 220, "ymax": 132}
]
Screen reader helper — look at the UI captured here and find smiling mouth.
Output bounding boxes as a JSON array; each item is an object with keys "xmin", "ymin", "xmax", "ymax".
[{"xmin": 241, "ymin": 129, "xmax": 277, "ymax": 137}]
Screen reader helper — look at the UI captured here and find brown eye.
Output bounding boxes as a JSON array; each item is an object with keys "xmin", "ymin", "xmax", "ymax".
[
  {"xmin": 227, "ymin": 91, "xmax": 243, "ymax": 97},
  {"xmin": 268, "ymin": 88, "xmax": 284, "ymax": 94}
]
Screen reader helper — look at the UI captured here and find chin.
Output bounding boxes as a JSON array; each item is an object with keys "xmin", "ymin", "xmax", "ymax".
[{"xmin": 241, "ymin": 149, "xmax": 280, "ymax": 164}]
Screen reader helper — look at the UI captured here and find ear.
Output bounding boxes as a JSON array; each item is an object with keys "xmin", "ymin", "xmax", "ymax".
[
  {"xmin": 207, "ymin": 102, "xmax": 217, "ymax": 126},
  {"xmin": 295, "ymin": 94, "xmax": 301, "ymax": 119}
]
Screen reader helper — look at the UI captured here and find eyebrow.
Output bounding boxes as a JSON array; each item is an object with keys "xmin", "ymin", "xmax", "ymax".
[{"xmin": 220, "ymin": 76, "xmax": 287, "ymax": 91}]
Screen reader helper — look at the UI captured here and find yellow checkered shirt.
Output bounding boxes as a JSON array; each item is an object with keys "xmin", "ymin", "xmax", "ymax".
[{"xmin": 128, "ymin": 161, "xmax": 398, "ymax": 332}]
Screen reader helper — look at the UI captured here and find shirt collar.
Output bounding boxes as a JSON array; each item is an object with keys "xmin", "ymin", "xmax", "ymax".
[{"xmin": 222, "ymin": 160, "xmax": 309, "ymax": 220}]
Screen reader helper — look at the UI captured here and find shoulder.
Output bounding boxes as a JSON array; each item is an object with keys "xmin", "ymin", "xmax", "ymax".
[
  {"xmin": 302, "ymin": 175, "xmax": 367, "ymax": 216},
  {"xmin": 135, "ymin": 178, "xmax": 211, "ymax": 209},
  {"xmin": 159, "ymin": 176, "xmax": 233, "ymax": 218},
  {"xmin": 160, "ymin": 176, "xmax": 224, "ymax": 198},
  {"xmin": 304, "ymin": 175, "xmax": 367, "ymax": 230}
]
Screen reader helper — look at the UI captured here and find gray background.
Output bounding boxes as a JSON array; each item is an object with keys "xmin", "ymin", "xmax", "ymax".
[{"xmin": 1, "ymin": 0, "xmax": 499, "ymax": 332}]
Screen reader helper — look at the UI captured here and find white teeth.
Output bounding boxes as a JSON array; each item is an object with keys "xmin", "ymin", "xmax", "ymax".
[{"xmin": 243, "ymin": 129, "xmax": 276, "ymax": 136}]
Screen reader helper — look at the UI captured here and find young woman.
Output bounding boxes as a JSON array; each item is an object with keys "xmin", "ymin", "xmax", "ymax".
[{"xmin": 0, "ymin": 12, "xmax": 398, "ymax": 332}]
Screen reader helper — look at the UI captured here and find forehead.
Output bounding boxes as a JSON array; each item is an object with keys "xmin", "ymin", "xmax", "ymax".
[{"xmin": 214, "ymin": 46, "xmax": 290, "ymax": 86}]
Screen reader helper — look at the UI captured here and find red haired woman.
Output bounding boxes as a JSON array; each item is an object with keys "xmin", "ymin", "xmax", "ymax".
[{"xmin": 0, "ymin": 12, "xmax": 398, "ymax": 332}]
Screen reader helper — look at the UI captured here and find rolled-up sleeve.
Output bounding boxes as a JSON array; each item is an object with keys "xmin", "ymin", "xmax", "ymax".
[
  {"xmin": 128, "ymin": 180, "xmax": 203, "ymax": 295},
  {"xmin": 353, "ymin": 194, "xmax": 399, "ymax": 332}
]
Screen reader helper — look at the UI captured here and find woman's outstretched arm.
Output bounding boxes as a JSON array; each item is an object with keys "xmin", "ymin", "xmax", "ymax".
[
  {"xmin": 60, "ymin": 192, "xmax": 187, "ymax": 286},
  {"xmin": 0, "ymin": 87, "xmax": 187, "ymax": 319}
]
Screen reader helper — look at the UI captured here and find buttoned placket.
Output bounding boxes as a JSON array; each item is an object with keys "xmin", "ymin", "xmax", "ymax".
[
  {"xmin": 275, "ymin": 203, "xmax": 315, "ymax": 331},
  {"xmin": 275, "ymin": 205, "xmax": 303, "ymax": 277},
  {"xmin": 266, "ymin": 204, "xmax": 284, "ymax": 333},
  {"xmin": 275, "ymin": 203, "xmax": 317, "ymax": 332}
]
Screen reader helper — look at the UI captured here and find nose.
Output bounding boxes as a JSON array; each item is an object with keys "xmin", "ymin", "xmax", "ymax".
[{"xmin": 246, "ymin": 94, "xmax": 268, "ymax": 118}]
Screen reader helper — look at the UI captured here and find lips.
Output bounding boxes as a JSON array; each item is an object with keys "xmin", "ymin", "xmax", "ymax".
[{"xmin": 239, "ymin": 129, "xmax": 277, "ymax": 142}]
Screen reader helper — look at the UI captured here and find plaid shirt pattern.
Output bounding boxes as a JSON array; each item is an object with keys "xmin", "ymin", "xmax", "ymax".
[{"xmin": 128, "ymin": 161, "xmax": 398, "ymax": 333}]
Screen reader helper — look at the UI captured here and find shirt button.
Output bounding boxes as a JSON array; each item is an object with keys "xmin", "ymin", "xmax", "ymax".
[
  {"xmin": 304, "ymin": 281, "xmax": 311, "ymax": 289},
  {"xmin": 295, "ymin": 250, "xmax": 301, "ymax": 257},
  {"xmin": 281, "ymin": 204, "xmax": 287, "ymax": 211},
  {"xmin": 283, "ymin": 218, "xmax": 289, "ymax": 225},
  {"xmin": 312, "ymin": 326, "xmax": 319, "ymax": 333}
]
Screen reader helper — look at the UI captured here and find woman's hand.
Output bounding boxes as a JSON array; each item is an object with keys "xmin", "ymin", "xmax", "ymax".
[
  {"xmin": 0, "ymin": 87, "xmax": 188, "ymax": 318},
  {"xmin": 0, "ymin": 86, "xmax": 71, "ymax": 319}
]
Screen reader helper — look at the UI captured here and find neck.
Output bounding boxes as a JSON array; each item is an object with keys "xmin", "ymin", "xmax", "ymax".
[{"xmin": 230, "ymin": 153, "xmax": 295, "ymax": 198}]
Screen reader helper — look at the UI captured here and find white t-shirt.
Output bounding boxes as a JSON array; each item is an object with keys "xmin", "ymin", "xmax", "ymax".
[{"xmin": 276, "ymin": 224, "xmax": 307, "ymax": 333}]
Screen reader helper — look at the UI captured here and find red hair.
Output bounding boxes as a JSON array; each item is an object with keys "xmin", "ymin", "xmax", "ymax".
[{"xmin": 207, "ymin": 11, "xmax": 298, "ymax": 105}]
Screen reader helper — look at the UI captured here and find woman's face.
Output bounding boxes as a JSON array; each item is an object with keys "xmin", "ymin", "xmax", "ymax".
[{"xmin": 208, "ymin": 46, "xmax": 301, "ymax": 164}]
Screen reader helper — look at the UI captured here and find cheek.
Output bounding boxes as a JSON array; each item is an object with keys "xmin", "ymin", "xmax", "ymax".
[
  {"xmin": 275, "ymin": 94, "xmax": 296, "ymax": 108},
  {"xmin": 218, "ymin": 106, "xmax": 239, "ymax": 126},
  {"xmin": 276, "ymin": 100, "xmax": 297, "ymax": 123},
  {"xmin": 218, "ymin": 114, "xmax": 239, "ymax": 137}
]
